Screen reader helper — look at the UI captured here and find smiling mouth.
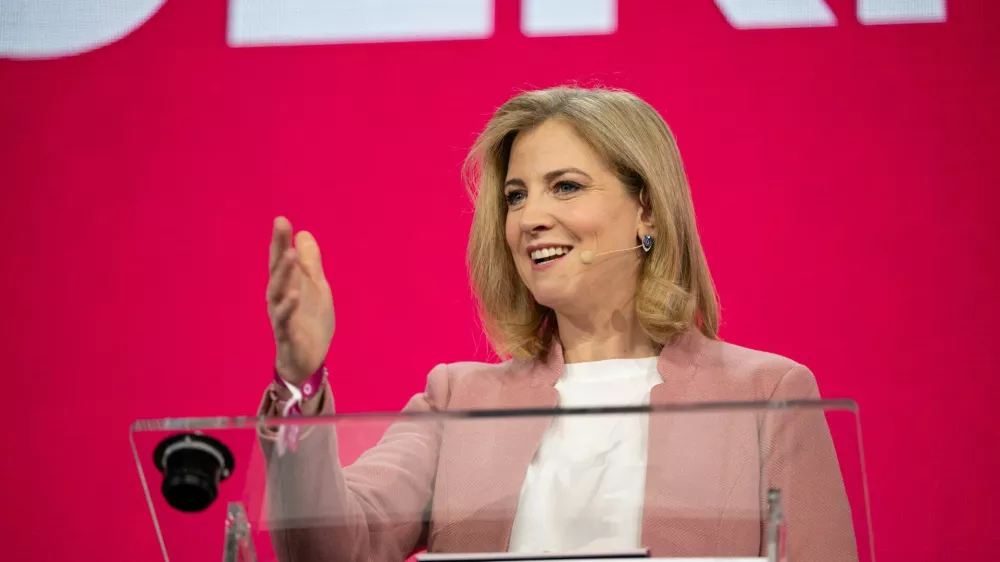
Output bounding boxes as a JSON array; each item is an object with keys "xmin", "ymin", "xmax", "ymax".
[{"xmin": 530, "ymin": 246, "xmax": 573, "ymax": 265}]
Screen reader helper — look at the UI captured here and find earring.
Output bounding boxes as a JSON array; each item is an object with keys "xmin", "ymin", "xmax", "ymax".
[{"xmin": 641, "ymin": 235, "xmax": 654, "ymax": 253}]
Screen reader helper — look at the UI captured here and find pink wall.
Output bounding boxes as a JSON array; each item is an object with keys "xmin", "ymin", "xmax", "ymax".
[{"xmin": 2, "ymin": 1, "xmax": 998, "ymax": 560}]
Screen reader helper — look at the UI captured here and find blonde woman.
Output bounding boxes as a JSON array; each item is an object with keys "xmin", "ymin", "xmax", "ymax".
[{"xmin": 259, "ymin": 86, "xmax": 857, "ymax": 561}]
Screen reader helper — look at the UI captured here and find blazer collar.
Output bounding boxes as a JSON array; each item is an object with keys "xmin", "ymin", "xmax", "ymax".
[{"xmin": 528, "ymin": 330, "xmax": 707, "ymax": 394}]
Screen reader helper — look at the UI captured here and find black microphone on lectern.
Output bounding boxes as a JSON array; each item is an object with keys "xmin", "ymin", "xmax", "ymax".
[{"xmin": 579, "ymin": 244, "xmax": 643, "ymax": 264}]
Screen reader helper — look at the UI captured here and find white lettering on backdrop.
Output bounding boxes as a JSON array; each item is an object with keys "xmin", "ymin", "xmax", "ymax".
[{"xmin": 0, "ymin": 0, "xmax": 949, "ymax": 59}]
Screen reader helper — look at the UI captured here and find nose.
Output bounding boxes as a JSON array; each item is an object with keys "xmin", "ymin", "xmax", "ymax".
[{"xmin": 518, "ymin": 193, "xmax": 554, "ymax": 234}]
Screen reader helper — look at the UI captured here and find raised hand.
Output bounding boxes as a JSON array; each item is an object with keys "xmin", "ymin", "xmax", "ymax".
[{"xmin": 266, "ymin": 216, "xmax": 335, "ymax": 386}]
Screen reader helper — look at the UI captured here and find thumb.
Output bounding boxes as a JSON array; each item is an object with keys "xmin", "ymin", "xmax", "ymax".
[{"xmin": 294, "ymin": 230, "xmax": 325, "ymax": 280}]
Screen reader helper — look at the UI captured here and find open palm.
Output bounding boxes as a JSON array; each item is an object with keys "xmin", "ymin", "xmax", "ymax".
[{"xmin": 267, "ymin": 217, "xmax": 335, "ymax": 386}]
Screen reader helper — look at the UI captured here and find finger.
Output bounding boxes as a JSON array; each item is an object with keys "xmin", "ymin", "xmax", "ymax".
[
  {"xmin": 272, "ymin": 289, "xmax": 300, "ymax": 330},
  {"xmin": 267, "ymin": 248, "xmax": 298, "ymax": 304},
  {"xmin": 269, "ymin": 217, "xmax": 293, "ymax": 275},
  {"xmin": 295, "ymin": 230, "xmax": 325, "ymax": 280}
]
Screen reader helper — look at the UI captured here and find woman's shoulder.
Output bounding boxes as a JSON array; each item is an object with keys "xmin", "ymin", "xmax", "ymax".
[
  {"xmin": 421, "ymin": 359, "xmax": 523, "ymax": 409},
  {"xmin": 700, "ymin": 336, "xmax": 802, "ymax": 372},
  {"xmin": 687, "ymin": 333, "xmax": 822, "ymax": 401}
]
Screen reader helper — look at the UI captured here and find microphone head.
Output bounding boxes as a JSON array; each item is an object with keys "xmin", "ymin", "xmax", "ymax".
[{"xmin": 579, "ymin": 250, "xmax": 595, "ymax": 264}]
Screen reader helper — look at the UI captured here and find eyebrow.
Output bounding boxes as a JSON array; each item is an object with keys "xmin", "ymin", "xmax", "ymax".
[{"xmin": 504, "ymin": 167, "xmax": 593, "ymax": 189}]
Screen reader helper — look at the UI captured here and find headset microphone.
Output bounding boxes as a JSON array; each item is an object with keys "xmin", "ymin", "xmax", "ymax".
[{"xmin": 579, "ymin": 244, "xmax": 643, "ymax": 264}]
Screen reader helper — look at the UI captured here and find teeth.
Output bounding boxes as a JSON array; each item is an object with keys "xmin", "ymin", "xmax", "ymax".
[{"xmin": 530, "ymin": 246, "xmax": 572, "ymax": 261}]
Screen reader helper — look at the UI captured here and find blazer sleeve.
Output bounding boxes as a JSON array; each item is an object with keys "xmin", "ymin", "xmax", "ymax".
[
  {"xmin": 255, "ymin": 363, "xmax": 452, "ymax": 562},
  {"xmin": 759, "ymin": 365, "xmax": 859, "ymax": 562}
]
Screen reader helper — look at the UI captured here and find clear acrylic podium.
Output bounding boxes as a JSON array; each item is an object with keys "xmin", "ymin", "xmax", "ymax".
[{"xmin": 131, "ymin": 400, "xmax": 873, "ymax": 562}]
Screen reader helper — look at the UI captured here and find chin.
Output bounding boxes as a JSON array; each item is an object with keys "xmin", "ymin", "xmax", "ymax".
[{"xmin": 529, "ymin": 286, "xmax": 576, "ymax": 312}]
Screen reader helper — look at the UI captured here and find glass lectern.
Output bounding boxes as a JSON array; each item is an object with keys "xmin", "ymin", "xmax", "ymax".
[{"xmin": 131, "ymin": 400, "xmax": 873, "ymax": 562}]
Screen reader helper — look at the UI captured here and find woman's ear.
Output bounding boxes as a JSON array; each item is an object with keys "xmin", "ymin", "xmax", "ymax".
[
  {"xmin": 637, "ymin": 185, "xmax": 655, "ymax": 228},
  {"xmin": 636, "ymin": 200, "xmax": 655, "ymax": 237}
]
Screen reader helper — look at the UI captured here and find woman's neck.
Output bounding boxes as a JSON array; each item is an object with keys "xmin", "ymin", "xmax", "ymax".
[{"xmin": 555, "ymin": 308, "xmax": 658, "ymax": 364}]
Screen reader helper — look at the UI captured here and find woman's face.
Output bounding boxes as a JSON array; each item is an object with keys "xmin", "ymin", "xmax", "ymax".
[{"xmin": 504, "ymin": 119, "xmax": 646, "ymax": 316}]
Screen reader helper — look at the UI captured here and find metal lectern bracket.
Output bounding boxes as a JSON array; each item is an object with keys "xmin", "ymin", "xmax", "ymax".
[
  {"xmin": 766, "ymin": 488, "xmax": 787, "ymax": 562},
  {"xmin": 223, "ymin": 502, "xmax": 257, "ymax": 562}
]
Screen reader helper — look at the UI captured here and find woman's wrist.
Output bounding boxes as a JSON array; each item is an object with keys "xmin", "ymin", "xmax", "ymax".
[
  {"xmin": 274, "ymin": 356, "xmax": 320, "ymax": 387},
  {"xmin": 273, "ymin": 362, "xmax": 328, "ymax": 416},
  {"xmin": 270, "ymin": 362, "xmax": 327, "ymax": 456}
]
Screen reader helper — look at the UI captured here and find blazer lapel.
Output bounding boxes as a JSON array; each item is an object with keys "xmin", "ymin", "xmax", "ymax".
[
  {"xmin": 649, "ymin": 330, "xmax": 704, "ymax": 403},
  {"xmin": 641, "ymin": 331, "xmax": 708, "ymax": 556},
  {"xmin": 474, "ymin": 342, "xmax": 562, "ymax": 552}
]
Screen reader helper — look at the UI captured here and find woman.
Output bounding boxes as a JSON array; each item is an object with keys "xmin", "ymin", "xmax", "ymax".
[{"xmin": 258, "ymin": 86, "xmax": 857, "ymax": 561}]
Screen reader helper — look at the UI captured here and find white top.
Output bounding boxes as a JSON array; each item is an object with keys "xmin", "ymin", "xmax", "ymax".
[{"xmin": 507, "ymin": 356, "xmax": 662, "ymax": 554}]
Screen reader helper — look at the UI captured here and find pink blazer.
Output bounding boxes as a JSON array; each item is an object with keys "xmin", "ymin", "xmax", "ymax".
[{"xmin": 257, "ymin": 330, "xmax": 858, "ymax": 562}]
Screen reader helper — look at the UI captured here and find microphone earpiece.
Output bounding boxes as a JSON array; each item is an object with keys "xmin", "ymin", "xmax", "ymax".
[{"xmin": 578, "ymin": 244, "xmax": 642, "ymax": 265}]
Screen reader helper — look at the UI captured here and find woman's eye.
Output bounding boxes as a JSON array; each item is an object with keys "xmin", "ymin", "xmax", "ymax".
[
  {"xmin": 505, "ymin": 190, "xmax": 526, "ymax": 206},
  {"xmin": 554, "ymin": 181, "xmax": 583, "ymax": 194}
]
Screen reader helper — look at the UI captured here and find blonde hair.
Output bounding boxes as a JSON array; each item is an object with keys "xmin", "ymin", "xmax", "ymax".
[{"xmin": 464, "ymin": 85, "xmax": 719, "ymax": 360}]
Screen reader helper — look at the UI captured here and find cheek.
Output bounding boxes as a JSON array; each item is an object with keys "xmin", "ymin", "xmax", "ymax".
[
  {"xmin": 582, "ymin": 204, "xmax": 630, "ymax": 241},
  {"xmin": 504, "ymin": 216, "xmax": 520, "ymax": 252},
  {"xmin": 562, "ymin": 201, "xmax": 605, "ymax": 235}
]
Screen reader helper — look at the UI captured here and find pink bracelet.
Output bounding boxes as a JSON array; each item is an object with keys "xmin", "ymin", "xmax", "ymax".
[
  {"xmin": 273, "ymin": 364, "xmax": 328, "ymax": 416},
  {"xmin": 273, "ymin": 363, "xmax": 328, "ymax": 455}
]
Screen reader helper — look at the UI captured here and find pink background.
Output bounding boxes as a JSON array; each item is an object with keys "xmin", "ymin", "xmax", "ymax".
[{"xmin": 2, "ymin": 1, "xmax": 998, "ymax": 560}]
